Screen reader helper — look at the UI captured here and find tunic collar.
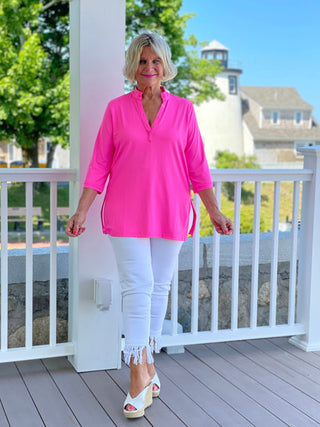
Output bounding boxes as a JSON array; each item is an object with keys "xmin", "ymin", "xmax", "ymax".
[{"xmin": 132, "ymin": 86, "xmax": 169, "ymax": 102}]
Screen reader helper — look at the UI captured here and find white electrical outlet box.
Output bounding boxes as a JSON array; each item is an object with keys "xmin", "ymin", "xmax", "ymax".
[{"xmin": 93, "ymin": 278, "xmax": 112, "ymax": 310}]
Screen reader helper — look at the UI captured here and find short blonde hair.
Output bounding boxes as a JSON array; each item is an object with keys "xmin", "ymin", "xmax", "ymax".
[{"xmin": 123, "ymin": 32, "xmax": 177, "ymax": 83}]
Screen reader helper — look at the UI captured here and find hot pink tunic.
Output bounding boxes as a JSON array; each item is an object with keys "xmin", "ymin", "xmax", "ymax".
[{"xmin": 84, "ymin": 87, "xmax": 213, "ymax": 241}]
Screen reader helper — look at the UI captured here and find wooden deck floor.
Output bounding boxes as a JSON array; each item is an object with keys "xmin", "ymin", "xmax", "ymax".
[{"xmin": 0, "ymin": 337, "xmax": 320, "ymax": 426}]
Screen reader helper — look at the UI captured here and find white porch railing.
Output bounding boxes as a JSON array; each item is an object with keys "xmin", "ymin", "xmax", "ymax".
[
  {"xmin": 1, "ymin": 147, "xmax": 320, "ymax": 368},
  {"xmin": 0, "ymin": 168, "xmax": 77, "ymax": 362},
  {"xmin": 162, "ymin": 147, "xmax": 320, "ymax": 352}
]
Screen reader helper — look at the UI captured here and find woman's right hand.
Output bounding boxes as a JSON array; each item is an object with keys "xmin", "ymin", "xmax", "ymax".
[{"xmin": 65, "ymin": 211, "xmax": 87, "ymax": 237}]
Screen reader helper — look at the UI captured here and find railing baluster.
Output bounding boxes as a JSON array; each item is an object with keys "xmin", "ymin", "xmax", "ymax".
[
  {"xmin": 212, "ymin": 182, "xmax": 221, "ymax": 332},
  {"xmin": 288, "ymin": 181, "xmax": 300, "ymax": 325},
  {"xmin": 0, "ymin": 182, "xmax": 9, "ymax": 351},
  {"xmin": 250, "ymin": 182, "xmax": 261, "ymax": 329},
  {"xmin": 231, "ymin": 181, "xmax": 241, "ymax": 331},
  {"xmin": 191, "ymin": 194, "xmax": 200, "ymax": 334},
  {"xmin": 50, "ymin": 182, "xmax": 58, "ymax": 345},
  {"xmin": 270, "ymin": 181, "xmax": 280, "ymax": 327},
  {"xmin": 25, "ymin": 182, "xmax": 33, "ymax": 348}
]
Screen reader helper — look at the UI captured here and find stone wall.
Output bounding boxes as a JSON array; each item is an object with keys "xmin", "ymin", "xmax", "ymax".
[
  {"xmin": 2, "ymin": 231, "xmax": 298, "ymax": 346},
  {"xmin": 168, "ymin": 261, "xmax": 295, "ymax": 333},
  {"xmin": 169, "ymin": 232, "xmax": 298, "ymax": 332},
  {"xmin": 7, "ymin": 279, "xmax": 68, "ymax": 348}
]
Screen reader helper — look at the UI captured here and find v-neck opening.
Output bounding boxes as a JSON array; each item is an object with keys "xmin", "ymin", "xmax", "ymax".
[{"xmin": 133, "ymin": 87, "xmax": 168, "ymax": 131}]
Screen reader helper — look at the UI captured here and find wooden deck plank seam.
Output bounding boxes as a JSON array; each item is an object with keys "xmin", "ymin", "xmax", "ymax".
[
  {"xmin": 167, "ymin": 348, "xmax": 255, "ymax": 426},
  {"xmin": 267, "ymin": 338, "xmax": 320, "ymax": 371},
  {"xmin": 39, "ymin": 359, "xmax": 91, "ymax": 427},
  {"xmin": 157, "ymin": 364, "xmax": 219, "ymax": 424},
  {"xmin": 70, "ymin": 370, "xmax": 118, "ymax": 425},
  {"xmin": 243, "ymin": 340, "xmax": 320, "ymax": 400},
  {"xmin": 187, "ymin": 345, "xmax": 290, "ymax": 426},
  {"xmin": 14, "ymin": 362, "xmax": 46, "ymax": 426},
  {"xmin": 225, "ymin": 341, "xmax": 320, "ymax": 423},
  {"xmin": 255, "ymin": 339, "xmax": 320, "ymax": 386},
  {"xmin": 205, "ymin": 342, "xmax": 320, "ymax": 425},
  {"xmin": 79, "ymin": 371, "xmax": 122, "ymax": 426},
  {"xmin": 0, "ymin": 399, "xmax": 10, "ymax": 427},
  {"xmin": 152, "ymin": 360, "xmax": 220, "ymax": 426}
]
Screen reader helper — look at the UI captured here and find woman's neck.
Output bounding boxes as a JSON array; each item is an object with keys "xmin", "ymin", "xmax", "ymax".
[{"xmin": 137, "ymin": 85, "xmax": 162, "ymax": 99}]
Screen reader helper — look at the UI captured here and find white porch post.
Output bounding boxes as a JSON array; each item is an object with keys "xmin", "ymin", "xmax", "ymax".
[
  {"xmin": 68, "ymin": 0, "xmax": 125, "ymax": 371},
  {"xmin": 290, "ymin": 146, "xmax": 320, "ymax": 351}
]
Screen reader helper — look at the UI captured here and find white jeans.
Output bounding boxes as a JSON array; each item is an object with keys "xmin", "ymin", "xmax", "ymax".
[{"xmin": 109, "ymin": 236, "xmax": 183, "ymax": 365}]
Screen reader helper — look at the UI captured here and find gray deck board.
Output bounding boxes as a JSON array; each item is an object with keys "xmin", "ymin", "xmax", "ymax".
[
  {"xmin": 0, "ymin": 338, "xmax": 320, "ymax": 426},
  {"xmin": 149, "ymin": 357, "xmax": 219, "ymax": 427},
  {"xmin": 157, "ymin": 349, "xmax": 253, "ymax": 426},
  {"xmin": 43, "ymin": 357, "xmax": 114, "ymax": 426},
  {"xmin": 230, "ymin": 340, "xmax": 320, "ymax": 402},
  {"xmin": 0, "ymin": 362, "xmax": 44, "ymax": 427},
  {"xmin": 204, "ymin": 342, "xmax": 319, "ymax": 427},
  {"xmin": 16, "ymin": 359, "xmax": 80, "ymax": 427},
  {"xmin": 249, "ymin": 339, "xmax": 320, "ymax": 385},
  {"xmin": 0, "ymin": 401, "xmax": 9, "ymax": 427},
  {"xmin": 272, "ymin": 337, "xmax": 320, "ymax": 369},
  {"xmin": 176, "ymin": 345, "xmax": 284, "ymax": 426},
  {"xmin": 225, "ymin": 341, "xmax": 320, "ymax": 423}
]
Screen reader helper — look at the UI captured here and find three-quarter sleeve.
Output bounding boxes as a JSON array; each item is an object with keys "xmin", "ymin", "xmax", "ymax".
[
  {"xmin": 185, "ymin": 103, "xmax": 213, "ymax": 193},
  {"xmin": 83, "ymin": 104, "xmax": 115, "ymax": 194}
]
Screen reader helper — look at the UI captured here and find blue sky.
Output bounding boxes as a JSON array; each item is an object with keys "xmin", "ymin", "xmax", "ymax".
[{"xmin": 181, "ymin": 0, "xmax": 320, "ymax": 122}]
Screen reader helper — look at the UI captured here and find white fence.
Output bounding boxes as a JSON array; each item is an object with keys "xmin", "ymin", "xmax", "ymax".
[
  {"xmin": 162, "ymin": 170, "xmax": 308, "ymax": 348},
  {"xmin": 162, "ymin": 147, "xmax": 320, "ymax": 352},
  {"xmin": 1, "ymin": 147, "xmax": 320, "ymax": 367},
  {"xmin": 0, "ymin": 169, "xmax": 76, "ymax": 362}
]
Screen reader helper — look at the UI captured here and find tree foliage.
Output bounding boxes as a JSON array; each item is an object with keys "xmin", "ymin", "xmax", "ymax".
[
  {"xmin": 214, "ymin": 150, "xmax": 261, "ymax": 203},
  {"xmin": 0, "ymin": 0, "xmax": 223, "ymax": 167},
  {"xmin": 0, "ymin": 0, "xmax": 69, "ymax": 167},
  {"xmin": 126, "ymin": 0, "xmax": 223, "ymax": 104}
]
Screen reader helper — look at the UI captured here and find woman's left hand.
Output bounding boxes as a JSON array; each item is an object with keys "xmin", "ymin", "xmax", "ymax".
[{"xmin": 210, "ymin": 211, "xmax": 234, "ymax": 235}]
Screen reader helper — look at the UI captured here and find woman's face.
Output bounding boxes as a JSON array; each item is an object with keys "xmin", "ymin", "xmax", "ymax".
[{"xmin": 135, "ymin": 46, "xmax": 164, "ymax": 90}]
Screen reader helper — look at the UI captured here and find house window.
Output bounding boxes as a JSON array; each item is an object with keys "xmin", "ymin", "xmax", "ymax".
[
  {"xmin": 229, "ymin": 76, "xmax": 237, "ymax": 94},
  {"xmin": 294, "ymin": 111, "xmax": 303, "ymax": 125},
  {"xmin": 271, "ymin": 111, "xmax": 280, "ymax": 124}
]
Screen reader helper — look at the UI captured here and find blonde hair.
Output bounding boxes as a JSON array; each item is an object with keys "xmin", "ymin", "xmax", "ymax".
[{"xmin": 123, "ymin": 32, "xmax": 177, "ymax": 83}]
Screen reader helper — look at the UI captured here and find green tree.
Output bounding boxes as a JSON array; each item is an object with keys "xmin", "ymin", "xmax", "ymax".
[
  {"xmin": 0, "ymin": 0, "xmax": 222, "ymax": 167},
  {"xmin": 214, "ymin": 150, "xmax": 261, "ymax": 203},
  {"xmin": 0, "ymin": 0, "xmax": 69, "ymax": 167}
]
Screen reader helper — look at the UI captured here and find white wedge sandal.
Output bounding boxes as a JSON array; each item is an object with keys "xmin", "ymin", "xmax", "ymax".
[
  {"xmin": 123, "ymin": 383, "xmax": 153, "ymax": 419},
  {"xmin": 151, "ymin": 372, "xmax": 161, "ymax": 397}
]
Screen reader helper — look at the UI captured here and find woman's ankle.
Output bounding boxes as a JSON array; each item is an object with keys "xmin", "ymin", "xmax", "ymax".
[{"xmin": 147, "ymin": 361, "xmax": 156, "ymax": 378}]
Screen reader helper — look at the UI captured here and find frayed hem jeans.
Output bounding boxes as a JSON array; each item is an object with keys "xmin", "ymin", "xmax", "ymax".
[{"xmin": 109, "ymin": 236, "xmax": 183, "ymax": 365}]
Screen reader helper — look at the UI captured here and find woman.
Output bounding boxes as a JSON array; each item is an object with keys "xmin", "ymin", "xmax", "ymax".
[{"xmin": 66, "ymin": 32, "xmax": 233, "ymax": 419}]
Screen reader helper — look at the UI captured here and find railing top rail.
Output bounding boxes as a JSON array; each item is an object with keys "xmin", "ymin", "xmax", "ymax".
[
  {"xmin": 0, "ymin": 168, "xmax": 78, "ymax": 183},
  {"xmin": 0, "ymin": 167, "xmax": 312, "ymax": 184},
  {"xmin": 210, "ymin": 168, "xmax": 313, "ymax": 182}
]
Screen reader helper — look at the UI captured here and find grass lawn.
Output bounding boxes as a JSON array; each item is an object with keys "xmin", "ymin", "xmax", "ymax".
[
  {"xmin": 3, "ymin": 180, "xmax": 302, "ymax": 243},
  {"xmin": 200, "ymin": 181, "xmax": 302, "ymax": 236},
  {"xmin": 3, "ymin": 183, "xmax": 70, "ymax": 244}
]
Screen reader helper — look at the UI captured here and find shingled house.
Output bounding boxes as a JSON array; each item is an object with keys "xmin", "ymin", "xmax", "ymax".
[
  {"xmin": 194, "ymin": 40, "xmax": 320, "ymax": 168},
  {"xmin": 241, "ymin": 86, "xmax": 320, "ymax": 168}
]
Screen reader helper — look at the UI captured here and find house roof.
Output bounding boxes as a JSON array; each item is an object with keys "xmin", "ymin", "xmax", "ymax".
[
  {"xmin": 242, "ymin": 108, "xmax": 320, "ymax": 142},
  {"xmin": 241, "ymin": 86, "xmax": 313, "ymax": 110},
  {"xmin": 201, "ymin": 40, "xmax": 229, "ymax": 52}
]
